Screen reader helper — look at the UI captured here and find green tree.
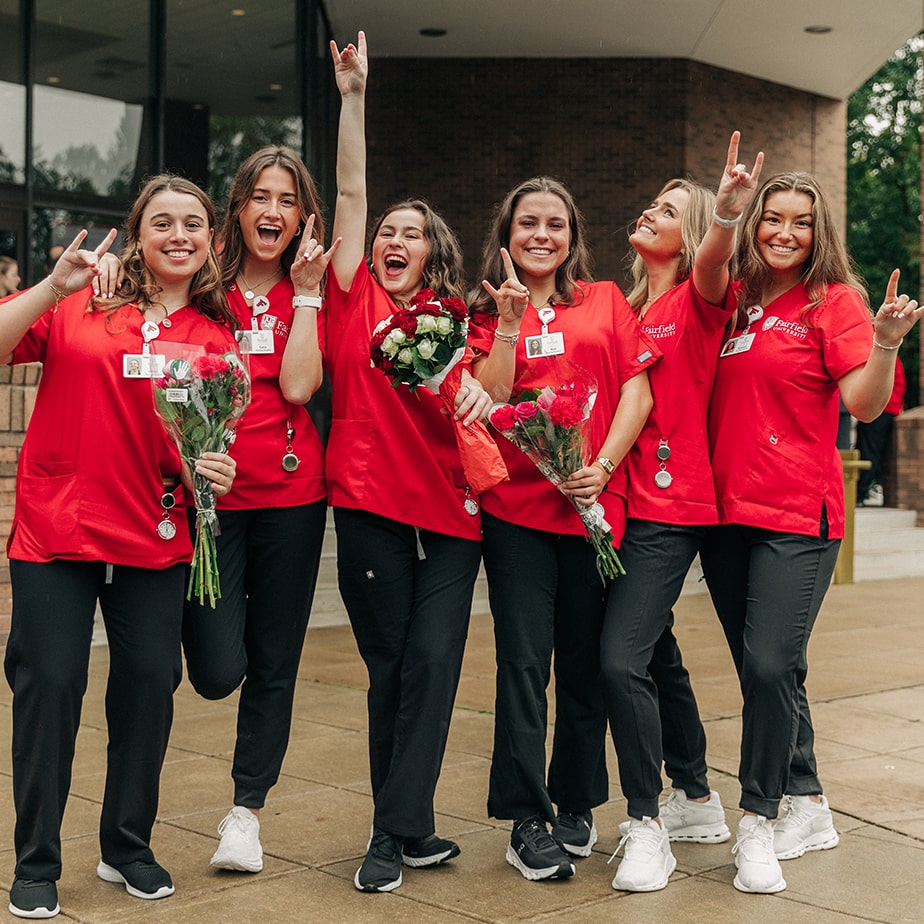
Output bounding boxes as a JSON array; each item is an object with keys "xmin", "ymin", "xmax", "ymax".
[{"xmin": 847, "ymin": 34, "xmax": 922, "ymax": 405}]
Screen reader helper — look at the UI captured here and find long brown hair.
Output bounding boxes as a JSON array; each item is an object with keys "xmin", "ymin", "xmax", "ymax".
[
  {"xmin": 736, "ymin": 171, "xmax": 867, "ymax": 325},
  {"xmin": 625, "ymin": 178, "xmax": 716, "ymax": 311},
  {"xmin": 469, "ymin": 176, "xmax": 593, "ymax": 315},
  {"xmin": 219, "ymin": 146, "xmax": 325, "ymax": 289},
  {"xmin": 369, "ymin": 199, "xmax": 467, "ymax": 301},
  {"xmin": 94, "ymin": 174, "xmax": 234, "ymax": 327}
]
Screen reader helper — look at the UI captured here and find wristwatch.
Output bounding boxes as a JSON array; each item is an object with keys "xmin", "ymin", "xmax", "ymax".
[{"xmin": 595, "ymin": 457, "xmax": 615, "ymax": 475}]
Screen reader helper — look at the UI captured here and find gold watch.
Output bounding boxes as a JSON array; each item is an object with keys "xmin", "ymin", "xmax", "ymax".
[{"xmin": 595, "ymin": 457, "xmax": 615, "ymax": 475}]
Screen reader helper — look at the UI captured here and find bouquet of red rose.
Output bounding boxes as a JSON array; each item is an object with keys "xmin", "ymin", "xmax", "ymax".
[
  {"xmin": 488, "ymin": 373, "xmax": 625, "ymax": 580},
  {"xmin": 153, "ymin": 349, "xmax": 251, "ymax": 607},
  {"xmin": 370, "ymin": 289, "xmax": 507, "ymax": 494}
]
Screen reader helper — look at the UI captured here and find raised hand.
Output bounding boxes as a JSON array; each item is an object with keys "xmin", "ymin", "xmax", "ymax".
[
  {"xmin": 714, "ymin": 131, "xmax": 764, "ymax": 221},
  {"xmin": 330, "ymin": 30, "xmax": 367, "ymax": 97},
  {"xmin": 290, "ymin": 214, "xmax": 341, "ymax": 292},
  {"xmin": 873, "ymin": 268, "xmax": 923, "ymax": 347},
  {"xmin": 50, "ymin": 229, "xmax": 118, "ymax": 296},
  {"xmin": 481, "ymin": 248, "xmax": 530, "ymax": 324}
]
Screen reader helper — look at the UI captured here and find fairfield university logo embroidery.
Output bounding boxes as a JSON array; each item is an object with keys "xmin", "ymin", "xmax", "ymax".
[{"xmin": 762, "ymin": 316, "xmax": 808, "ymax": 339}]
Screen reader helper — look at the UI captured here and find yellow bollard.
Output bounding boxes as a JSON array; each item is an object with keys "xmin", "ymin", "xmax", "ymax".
[{"xmin": 835, "ymin": 449, "xmax": 872, "ymax": 584}]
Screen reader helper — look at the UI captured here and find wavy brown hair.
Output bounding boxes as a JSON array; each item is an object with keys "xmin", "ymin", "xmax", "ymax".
[
  {"xmin": 369, "ymin": 199, "xmax": 467, "ymax": 302},
  {"xmin": 625, "ymin": 178, "xmax": 716, "ymax": 311},
  {"xmin": 735, "ymin": 171, "xmax": 867, "ymax": 326},
  {"xmin": 469, "ymin": 176, "xmax": 593, "ymax": 315},
  {"xmin": 93, "ymin": 174, "xmax": 234, "ymax": 328},
  {"xmin": 219, "ymin": 146, "xmax": 325, "ymax": 289}
]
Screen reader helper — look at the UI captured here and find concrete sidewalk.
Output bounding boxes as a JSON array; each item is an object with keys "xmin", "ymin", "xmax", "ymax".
[{"xmin": 1, "ymin": 576, "xmax": 923, "ymax": 922}]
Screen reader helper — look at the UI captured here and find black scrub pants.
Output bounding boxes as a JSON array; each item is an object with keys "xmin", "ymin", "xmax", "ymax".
[
  {"xmin": 335, "ymin": 508, "xmax": 481, "ymax": 838},
  {"xmin": 5, "ymin": 559, "xmax": 185, "ymax": 882},
  {"xmin": 482, "ymin": 512, "xmax": 609, "ymax": 825}
]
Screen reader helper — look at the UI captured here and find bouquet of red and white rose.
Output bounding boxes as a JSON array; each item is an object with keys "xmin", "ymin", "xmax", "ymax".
[
  {"xmin": 488, "ymin": 373, "xmax": 625, "ymax": 580},
  {"xmin": 153, "ymin": 349, "xmax": 251, "ymax": 607},
  {"xmin": 370, "ymin": 289, "xmax": 507, "ymax": 494}
]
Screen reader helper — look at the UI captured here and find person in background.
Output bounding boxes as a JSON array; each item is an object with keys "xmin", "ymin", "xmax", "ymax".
[
  {"xmin": 182, "ymin": 146, "xmax": 337, "ymax": 874},
  {"xmin": 602, "ymin": 133, "xmax": 762, "ymax": 893},
  {"xmin": 469, "ymin": 176, "xmax": 656, "ymax": 882},
  {"xmin": 328, "ymin": 32, "xmax": 493, "ymax": 894},
  {"xmin": 855, "ymin": 353, "xmax": 906, "ymax": 505},
  {"xmin": 44, "ymin": 244, "xmax": 66, "ymax": 274},
  {"xmin": 0, "ymin": 256, "xmax": 21, "ymax": 296},
  {"xmin": 1, "ymin": 176, "xmax": 238, "ymax": 919},
  {"xmin": 700, "ymin": 171, "xmax": 922, "ymax": 894}
]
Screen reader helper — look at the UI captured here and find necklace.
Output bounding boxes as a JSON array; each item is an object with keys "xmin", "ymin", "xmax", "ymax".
[{"xmin": 239, "ymin": 267, "xmax": 283, "ymax": 302}]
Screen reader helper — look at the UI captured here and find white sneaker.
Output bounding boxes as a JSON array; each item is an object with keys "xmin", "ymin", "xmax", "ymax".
[
  {"xmin": 733, "ymin": 815, "xmax": 786, "ymax": 893},
  {"xmin": 773, "ymin": 795, "xmax": 839, "ymax": 860},
  {"xmin": 609, "ymin": 817, "xmax": 676, "ymax": 892},
  {"xmin": 618, "ymin": 789, "xmax": 731, "ymax": 844},
  {"xmin": 210, "ymin": 806, "xmax": 264, "ymax": 872}
]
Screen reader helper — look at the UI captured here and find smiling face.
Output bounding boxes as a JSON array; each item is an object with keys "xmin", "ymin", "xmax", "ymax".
[
  {"xmin": 137, "ymin": 190, "xmax": 213, "ymax": 288},
  {"xmin": 507, "ymin": 191, "xmax": 571, "ymax": 286},
  {"xmin": 371, "ymin": 207, "xmax": 431, "ymax": 301},
  {"xmin": 756, "ymin": 189, "xmax": 815, "ymax": 282},
  {"xmin": 629, "ymin": 186, "xmax": 690, "ymax": 261},
  {"xmin": 238, "ymin": 165, "xmax": 302, "ymax": 265}
]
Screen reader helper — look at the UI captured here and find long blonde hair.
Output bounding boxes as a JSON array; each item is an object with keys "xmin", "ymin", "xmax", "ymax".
[
  {"xmin": 735, "ymin": 171, "xmax": 867, "ymax": 325},
  {"xmin": 625, "ymin": 178, "xmax": 716, "ymax": 312}
]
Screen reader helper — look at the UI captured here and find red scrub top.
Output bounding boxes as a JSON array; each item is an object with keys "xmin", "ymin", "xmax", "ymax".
[
  {"xmin": 469, "ymin": 281, "xmax": 659, "ymax": 545},
  {"xmin": 8, "ymin": 288, "xmax": 237, "ymax": 566},
  {"xmin": 323, "ymin": 261, "xmax": 481, "ymax": 541},
  {"xmin": 709, "ymin": 282, "xmax": 872, "ymax": 539},
  {"xmin": 219, "ymin": 278, "xmax": 325, "ymax": 510},
  {"xmin": 628, "ymin": 277, "xmax": 735, "ymax": 525}
]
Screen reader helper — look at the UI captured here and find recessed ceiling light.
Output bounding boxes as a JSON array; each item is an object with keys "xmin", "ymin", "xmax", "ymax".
[
  {"xmin": 804, "ymin": 25, "xmax": 832, "ymax": 34},
  {"xmin": 47, "ymin": 76, "xmax": 61, "ymax": 84},
  {"xmin": 230, "ymin": 9, "xmax": 246, "ymax": 16},
  {"xmin": 419, "ymin": 28, "xmax": 447, "ymax": 38},
  {"xmin": 269, "ymin": 83, "xmax": 282, "ymax": 91}
]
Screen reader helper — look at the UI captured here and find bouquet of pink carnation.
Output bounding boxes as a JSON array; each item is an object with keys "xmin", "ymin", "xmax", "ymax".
[
  {"xmin": 488, "ymin": 372, "xmax": 625, "ymax": 580},
  {"xmin": 153, "ymin": 349, "xmax": 251, "ymax": 607},
  {"xmin": 371, "ymin": 289, "xmax": 507, "ymax": 494}
]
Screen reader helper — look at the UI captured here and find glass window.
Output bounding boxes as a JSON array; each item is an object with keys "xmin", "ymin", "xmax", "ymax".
[
  {"xmin": 0, "ymin": 0, "xmax": 26, "ymax": 183},
  {"xmin": 164, "ymin": 1, "xmax": 301, "ymax": 204},
  {"xmin": 33, "ymin": 1, "xmax": 149, "ymax": 196}
]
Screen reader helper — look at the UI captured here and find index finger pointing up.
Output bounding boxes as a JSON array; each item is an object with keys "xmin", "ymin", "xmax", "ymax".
[{"xmin": 500, "ymin": 247, "xmax": 520, "ymax": 283}]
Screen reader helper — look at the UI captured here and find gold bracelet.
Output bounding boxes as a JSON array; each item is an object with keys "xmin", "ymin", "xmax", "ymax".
[
  {"xmin": 46, "ymin": 277, "xmax": 67, "ymax": 303},
  {"xmin": 494, "ymin": 330, "xmax": 519, "ymax": 346},
  {"xmin": 873, "ymin": 337, "xmax": 902, "ymax": 351}
]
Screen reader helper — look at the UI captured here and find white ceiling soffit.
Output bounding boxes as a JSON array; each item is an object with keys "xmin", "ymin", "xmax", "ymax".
[{"xmin": 325, "ymin": 0, "xmax": 923, "ymax": 100}]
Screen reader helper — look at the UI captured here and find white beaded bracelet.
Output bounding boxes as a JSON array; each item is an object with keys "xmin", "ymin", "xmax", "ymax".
[{"xmin": 712, "ymin": 208, "xmax": 743, "ymax": 228}]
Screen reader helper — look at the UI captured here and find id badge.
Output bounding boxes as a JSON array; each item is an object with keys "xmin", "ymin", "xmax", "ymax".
[
  {"xmin": 237, "ymin": 329, "xmax": 274, "ymax": 354},
  {"xmin": 123, "ymin": 353, "xmax": 166, "ymax": 378},
  {"xmin": 720, "ymin": 332, "xmax": 755, "ymax": 357},
  {"xmin": 524, "ymin": 332, "xmax": 565, "ymax": 358}
]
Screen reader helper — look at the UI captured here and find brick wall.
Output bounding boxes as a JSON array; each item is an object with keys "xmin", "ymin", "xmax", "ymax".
[
  {"xmin": 0, "ymin": 363, "xmax": 41, "ymax": 642},
  {"xmin": 889, "ymin": 408, "xmax": 924, "ymax": 524},
  {"xmin": 365, "ymin": 57, "xmax": 847, "ymax": 287}
]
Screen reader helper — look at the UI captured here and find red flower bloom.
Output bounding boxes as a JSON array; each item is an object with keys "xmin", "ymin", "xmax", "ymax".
[
  {"xmin": 489, "ymin": 404, "xmax": 517, "ymax": 430},
  {"xmin": 548, "ymin": 395, "xmax": 583, "ymax": 427},
  {"xmin": 514, "ymin": 401, "xmax": 539, "ymax": 421}
]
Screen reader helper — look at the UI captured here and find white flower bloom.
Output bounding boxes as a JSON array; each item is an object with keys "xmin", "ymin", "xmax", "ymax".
[
  {"xmin": 436, "ymin": 316, "xmax": 453, "ymax": 336},
  {"xmin": 417, "ymin": 339, "xmax": 437, "ymax": 360},
  {"xmin": 417, "ymin": 315, "xmax": 438, "ymax": 334},
  {"xmin": 397, "ymin": 348, "xmax": 414, "ymax": 365}
]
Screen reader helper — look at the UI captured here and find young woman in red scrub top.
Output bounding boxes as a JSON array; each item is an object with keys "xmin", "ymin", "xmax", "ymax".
[
  {"xmin": 182, "ymin": 146, "xmax": 337, "ymax": 875},
  {"xmin": 468, "ymin": 177, "xmax": 656, "ymax": 882},
  {"xmin": 328, "ymin": 32, "xmax": 493, "ymax": 894},
  {"xmin": 700, "ymin": 171, "xmax": 922, "ymax": 894},
  {"xmin": 602, "ymin": 133, "xmax": 763, "ymax": 893},
  {"xmin": 1, "ymin": 176, "xmax": 238, "ymax": 919}
]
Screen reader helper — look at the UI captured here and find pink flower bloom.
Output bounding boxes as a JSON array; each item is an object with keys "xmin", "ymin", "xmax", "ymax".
[{"xmin": 514, "ymin": 401, "xmax": 539, "ymax": 421}]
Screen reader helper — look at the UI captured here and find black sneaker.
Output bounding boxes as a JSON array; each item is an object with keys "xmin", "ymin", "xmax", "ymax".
[
  {"xmin": 8, "ymin": 879, "xmax": 59, "ymax": 919},
  {"xmin": 402, "ymin": 833, "xmax": 461, "ymax": 868},
  {"xmin": 506, "ymin": 816, "xmax": 575, "ymax": 881},
  {"xmin": 354, "ymin": 828, "xmax": 403, "ymax": 892},
  {"xmin": 96, "ymin": 859, "xmax": 175, "ymax": 900},
  {"xmin": 552, "ymin": 810, "xmax": 598, "ymax": 858}
]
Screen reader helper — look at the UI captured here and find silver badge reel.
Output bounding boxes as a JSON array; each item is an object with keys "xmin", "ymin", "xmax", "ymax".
[
  {"xmin": 157, "ymin": 489, "xmax": 177, "ymax": 540},
  {"xmin": 654, "ymin": 438, "xmax": 673, "ymax": 489},
  {"xmin": 282, "ymin": 422, "xmax": 300, "ymax": 472}
]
